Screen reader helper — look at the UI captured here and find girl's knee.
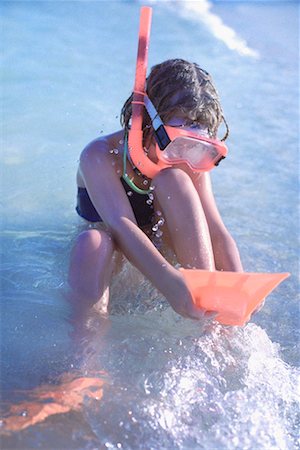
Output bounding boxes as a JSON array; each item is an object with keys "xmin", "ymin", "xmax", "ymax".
[
  {"xmin": 152, "ymin": 168, "xmax": 194, "ymax": 195},
  {"xmin": 76, "ymin": 229, "xmax": 114, "ymax": 255}
]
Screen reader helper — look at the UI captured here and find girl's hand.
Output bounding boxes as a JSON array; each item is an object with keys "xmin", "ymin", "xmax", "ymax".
[{"xmin": 165, "ymin": 269, "xmax": 216, "ymax": 321}]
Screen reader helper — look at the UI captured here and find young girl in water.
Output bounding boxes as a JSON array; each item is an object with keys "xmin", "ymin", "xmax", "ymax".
[{"xmin": 69, "ymin": 59, "xmax": 243, "ymax": 320}]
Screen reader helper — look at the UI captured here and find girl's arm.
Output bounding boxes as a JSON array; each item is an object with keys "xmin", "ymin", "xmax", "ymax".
[
  {"xmin": 79, "ymin": 136, "xmax": 205, "ymax": 320},
  {"xmin": 192, "ymin": 172, "xmax": 243, "ymax": 272}
]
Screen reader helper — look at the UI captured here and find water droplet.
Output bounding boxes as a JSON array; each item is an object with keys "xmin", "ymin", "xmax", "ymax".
[
  {"xmin": 117, "ymin": 169, "xmax": 121, "ymax": 174},
  {"xmin": 148, "ymin": 193, "xmax": 154, "ymax": 200},
  {"xmin": 167, "ymin": 195, "xmax": 171, "ymax": 200},
  {"xmin": 157, "ymin": 218, "xmax": 165, "ymax": 226},
  {"xmin": 162, "ymin": 263, "xmax": 167, "ymax": 267},
  {"xmin": 143, "ymin": 179, "xmax": 149, "ymax": 186},
  {"xmin": 21, "ymin": 411, "xmax": 28, "ymax": 417},
  {"xmin": 149, "ymin": 185, "xmax": 155, "ymax": 191},
  {"xmin": 109, "ymin": 149, "xmax": 114, "ymax": 154},
  {"xmin": 155, "ymin": 230, "xmax": 163, "ymax": 238},
  {"xmin": 127, "ymin": 191, "xmax": 133, "ymax": 197},
  {"xmin": 119, "ymin": 139, "xmax": 124, "ymax": 145},
  {"xmin": 113, "ymin": 148, "xmax": 119, "ymax": 154},
  {"xmin": 152, "ymin": 224, "xmax": 159, "ymax": 232},
  {"xmin": 156, "ymin": 210, "xmax": 162, "ymax": 216},
  {"xmin": 146, "ymin": 199, "xmax": 152, "ymax": 205}
]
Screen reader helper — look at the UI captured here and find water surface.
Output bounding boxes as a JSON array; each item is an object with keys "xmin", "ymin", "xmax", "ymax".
[{"xmin": 1, "ymin": 1, "xmax": 299, "ymax": 448}]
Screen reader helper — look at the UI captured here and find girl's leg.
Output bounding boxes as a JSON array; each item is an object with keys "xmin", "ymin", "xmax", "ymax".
[
  {"xmin": 153, "ymin": 168, "xmax": 215, "ymax": 270},
  {"xmin": 68, "ymin": 229, "xmax": 116, "ymax": 312}
]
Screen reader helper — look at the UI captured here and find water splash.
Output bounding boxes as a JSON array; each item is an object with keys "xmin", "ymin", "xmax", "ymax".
[{"xmin": 73, "ymin": 315, "xmax": 299, "ymax": 450}]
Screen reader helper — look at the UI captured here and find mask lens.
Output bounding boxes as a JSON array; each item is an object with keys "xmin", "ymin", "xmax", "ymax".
[{"xmin": 162, "ymin": 136, "xmax": 220, "ymax": 170}]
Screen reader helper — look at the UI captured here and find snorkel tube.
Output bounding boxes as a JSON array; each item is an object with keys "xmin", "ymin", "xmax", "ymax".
[{"xmin": 128, "ymin": 6, "xmax": 161, "ymax": 179}]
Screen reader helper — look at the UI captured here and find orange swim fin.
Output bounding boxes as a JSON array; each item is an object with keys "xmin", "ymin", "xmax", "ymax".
[{"xmin": 180, "ymin": 269, "xmax": 290, "ymax": 326}]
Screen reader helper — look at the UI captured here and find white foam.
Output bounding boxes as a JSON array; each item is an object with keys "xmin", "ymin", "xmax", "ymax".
[{"xmin": 168, "ymin": 0, "xmax": 259, "ymax": 58}]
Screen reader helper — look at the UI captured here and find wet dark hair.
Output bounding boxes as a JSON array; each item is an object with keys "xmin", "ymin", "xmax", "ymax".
[{"xmin": 121, "ymin": 58, "xmax": 229, "ymax": 140}]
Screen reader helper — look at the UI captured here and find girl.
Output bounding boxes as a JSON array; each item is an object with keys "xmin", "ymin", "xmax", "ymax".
[{"xmin": 69, "ymin": 59, "xmax": 243, "ymax": 320}]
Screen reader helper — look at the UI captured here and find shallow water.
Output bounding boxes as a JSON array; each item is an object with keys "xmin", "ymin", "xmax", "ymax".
[{"xmin": 1, "ymin": 0, "xmax": 299, "ymax": 449}]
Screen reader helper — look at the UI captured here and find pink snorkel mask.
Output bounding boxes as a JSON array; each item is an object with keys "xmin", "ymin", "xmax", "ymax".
[
  {"xmin": 128, "ymin": 7, "xmax": 228, "ymax": 179},
  {"xmin": 143, "ymin": 94, "xmax": 228, "ymax": 172}
]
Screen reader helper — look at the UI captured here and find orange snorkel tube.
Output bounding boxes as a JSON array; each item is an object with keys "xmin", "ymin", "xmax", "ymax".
[{"xmin": 128, "ymin": 6, "xmax": 161, "ymax": 179}]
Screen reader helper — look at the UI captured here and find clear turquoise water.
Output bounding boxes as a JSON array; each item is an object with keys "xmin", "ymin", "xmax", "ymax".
[{"xmin": 1, "ymin": 1, "xmax": 299, "ymax": 449}]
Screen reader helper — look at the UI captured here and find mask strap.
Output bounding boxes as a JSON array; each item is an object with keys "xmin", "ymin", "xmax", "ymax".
[
  {"xmin": 143, "ymin": 95, "xmax": 171, "ymax": 150},
  {"xmin": 220, "ymin": 115, "xmax": 230, "ymax": 141},
  {"xmin": 132, "ymin": 90, "xmax": 171, "ymax": 151}
]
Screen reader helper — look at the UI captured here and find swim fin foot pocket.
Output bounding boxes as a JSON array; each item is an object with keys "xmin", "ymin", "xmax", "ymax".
[{"xmin": 180, "ymin": 269, "xmax": 290, "ymax": 326}]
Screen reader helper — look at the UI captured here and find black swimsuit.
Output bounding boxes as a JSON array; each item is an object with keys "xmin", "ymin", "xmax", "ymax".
[{"xmin": 76, "ymin": 178, "xmax": 154, "ymax": 228}]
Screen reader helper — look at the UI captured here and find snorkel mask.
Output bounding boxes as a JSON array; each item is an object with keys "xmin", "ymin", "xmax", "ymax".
[{"xmin": 127, "ymin": 7, "xmax": 228, "ymax": 180}]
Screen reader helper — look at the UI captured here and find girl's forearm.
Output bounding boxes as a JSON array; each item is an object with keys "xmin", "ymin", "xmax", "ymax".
[
  {"xmin": 108, "ymin": 217, "xmax": 186, "ymax": 299},
  {"xmin": 108, "ymin": 217, "xmax": 209, "ymax": 320},
  {"xmin": 212, "ymin": 232, "xmax": 243, "ymax": 272}
]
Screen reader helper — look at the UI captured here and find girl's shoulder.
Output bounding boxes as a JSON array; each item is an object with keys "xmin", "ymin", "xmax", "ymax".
[
  {"xmin": 80, "ymin": 130, "xmax": 125, "ymax": 166},
  {"xmin": 82, "ymin": 129, "xmax": 125, "ymax": 156},
  {"xmin": 79, "ymin": 129, "xmax": 125, "ymax": 176}
]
